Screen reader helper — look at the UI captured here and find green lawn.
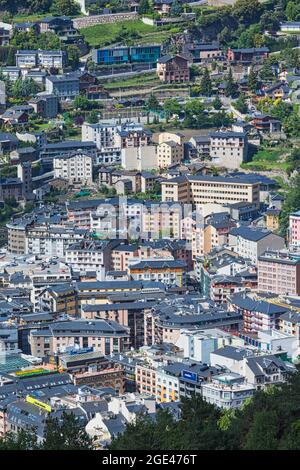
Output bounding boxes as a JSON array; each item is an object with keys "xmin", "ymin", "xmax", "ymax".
[
  {"xmin": 11, "ymin": 12, "xmax": 82, "ymax": 23},
  {"xmin": 241, "ymin": 147, "xmax": 290, "ymax": 171},
  {"xmin": 104, "ymin": 72, "xmax": 159, "ymax": 89},
  {"xmin": 81, "ymin": 20, "xmax": 177, "ymax": 47},
  {"xmin": 252, "ymin": 148, "xmax": 283, "ymax": 162}
]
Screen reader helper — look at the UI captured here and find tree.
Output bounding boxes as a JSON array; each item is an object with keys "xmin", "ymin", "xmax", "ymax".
[
  {"xmin": 259, "ymin": 61, "xmax": 275, "ymax": 81},
  {"xmin": 50, "ymin": 0, "xmax": 80, "ymax": 16},
  {"xmin": 199, "ymin": 67, "xmax": 212, "ymax": 96},
  {"xmin": 138, "ymin": 0, "xmax": 151, "ymax": 15},
  {"xmin": 67, "ymin": 45, "xmax": 80, "ymax": 70},
  {"xmin": 74, "ymin": 95, "xmax": 92, "ymax": 110},
  {"xmin": 170, "ymin": 0, "xmax": 183, "ymax": 17},
  {"xmin": 279, "ymin": 173, "xmax": 300, "ymax": 235},
  {"xmin": 285, "ymin": 1, "xmax": 300, "ymax": 21},
  {"xmin": 247, "ymin": 67, "xmax": 258, "ymax": 94},
  {"xmin": 163, "ymin": 98, "xmax": 182, "ymax": 122},
  {"xmin": 232, "ymin": 0, "xmax": 263, "ymax": 26},
  {"xmin": 43, "ymin": 412, "xmax": 94, "ymax": 450},
  {"xmin": 212, "ymin": 96, "xmax": 222, "ymax": 110},
  {"xmin": 87, "ymin": 109, "xmax": 99, "ymax": 124},
  {"xmin": 145, "ymin": 94, "xmax": 160, "ymax": 112},
  {"xmin": 243, "ymin": 411, "xmax": 279, "ymax": 450},
  {"xmin": 234, "ymin": 93, "xmax": 248, "ymax": 114},
  {"xmin": 225, "ymin": 68, "xmax": 237, "ymax": 97}
]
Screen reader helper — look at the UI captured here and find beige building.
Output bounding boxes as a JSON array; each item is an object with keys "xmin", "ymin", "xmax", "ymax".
[
  {"xmin": 157, "ymin": 141, "xmax": 184, "ymax": 169},
  {"xmin": 158, "ymin": 132, "xmax": 184, "ymax": 145},
  {"xmin": 142, "ymin": 202, "xmax": 182, "ymax": 239},
  {"xmin": 29, "ymin": 319, "xmax": 130, "ymax": 358},
  {"xmin": 162, "ymin": 175, "xmax": 260, "ymax": 207}
]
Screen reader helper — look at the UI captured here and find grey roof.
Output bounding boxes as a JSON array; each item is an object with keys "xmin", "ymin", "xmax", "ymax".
[
  {"xmin": 130, "ymin": 260, "xmax": 187, "ymax": 270},
  {"xmin": 213, "ymin": 345, "xmax": 254, "ymax": 360},
  {"xmin": 229, "ymin": 226, "xmax": 274, "ymax": 242},
  {"xmin": 246, "ymin": 355, "xmax": 294, "ymax": 376},
  {"xmin": 280, "ymin": 312, "xmax": 300, "ymax": 324},
  {"xmin": 230, "ymin": 294, "xmax": 288, "ymax": 315}
]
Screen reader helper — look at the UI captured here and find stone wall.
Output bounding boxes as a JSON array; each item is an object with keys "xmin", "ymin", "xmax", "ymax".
[{"xmin": 73, "ymin": 12, "xmax": 139, "ymax": 29}]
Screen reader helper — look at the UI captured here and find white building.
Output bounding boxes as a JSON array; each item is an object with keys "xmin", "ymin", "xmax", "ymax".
[
  {"xmin": 121, "ymin": 145, "xmax": 157, "ymax": 171},
  {"xmin": 209, "ymin": 131, "xmax": 248, "ymax": 169},
  {"xmin": 25, "ymin": 226, "xmax": 87, "ymax": 257},
  {"xmin": 202, "ymin": 373, "xmax": 255, "ymax": 409},
  {"xmin": 175, "ymin": 330, "xmax": 217, "ymax": 363},
  {"xmin": 229, "ymin": 226, "xmax": 285, "ymax": 263},
  {"xmin": 82, "ymin": 122, "xmax": 118, "ymax": 150},
  {"xmin": 53, "ymin": 152, "xmax": 93, "ymax": 185}
]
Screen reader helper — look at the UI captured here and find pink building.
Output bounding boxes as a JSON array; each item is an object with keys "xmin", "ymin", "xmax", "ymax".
[
  {"xmin": 258, "ymin": 251, "xmax": 300, "ymax": 296},
  {"xmin": 289, "ymin": 211, "xmax": 300, "ymax": 247}
]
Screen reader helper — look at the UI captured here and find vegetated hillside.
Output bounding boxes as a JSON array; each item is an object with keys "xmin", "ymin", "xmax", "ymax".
[{"xmin": 108, "ymin": 365, "xmax": 300, "ymax": 450}]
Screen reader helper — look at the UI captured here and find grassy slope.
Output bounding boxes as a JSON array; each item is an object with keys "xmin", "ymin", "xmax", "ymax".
[{"xmin": 81, "ymin": 19, "xmax": 177, "ymax": 47}]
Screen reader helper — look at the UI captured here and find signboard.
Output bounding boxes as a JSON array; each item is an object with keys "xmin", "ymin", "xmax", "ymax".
[
  {"xmin": 181, "ymin": 370, "xmax": 198, "ymax": 383},
  {"xmin": 26, "ymin": 395, "xmax": 52, "ymax": 413},
  {"xmin": 15, "ymin": 368, "xmax": 55, "ymax": 378},
  {"xmin": 69, "ymin": 347, "xmax": 94, "ymax": 356}
]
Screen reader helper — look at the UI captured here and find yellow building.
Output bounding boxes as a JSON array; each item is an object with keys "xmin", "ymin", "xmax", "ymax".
[
  {"xmin": 266, "ymin": 208, "xmax": 280, "ymax": 232},
  {"xmin": 157, "ymin": 141, "xmax": 184, "ymax": 169}
]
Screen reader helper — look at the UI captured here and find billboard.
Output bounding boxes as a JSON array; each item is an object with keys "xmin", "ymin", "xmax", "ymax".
[
  {"xmin": 181, "ymin": 370, "xmax": 198, "ymax": 383},
  {"xmin": 69, "ymin": 347, "xmax": 94, "ymax": 356},
  {"xmin": 26, "ymin": 395, "xmax": 52, "ymax": 413}
]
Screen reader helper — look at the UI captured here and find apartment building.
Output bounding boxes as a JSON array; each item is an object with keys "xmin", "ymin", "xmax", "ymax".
[
  {"xmin": 40, "ymin": 141, "xmax": 97, "ymax": 171},
  {"xmin": 289, "ymin": 210, "xmax": 300, "ymax": 247},
  {"xmin": 229, "ymin": 294, "xmax": 288, "ymax": 333},
  {"xmin": 142, "ymin": 201, "xmax": 183, "ymax": 239},
  {"xmin": 25, "ymin": 226, "xmax": 87, "ymax": 256},
  {"xmin": 29, "ymin": 319, "xmax": 130, "ymax": 357},
  {"xmin": 121, "ymin": 146, "xmax": 157, "ymax": 171},
  {"xmin": 6, "ymin": 219, "xmax": 32, "ymax": 254},
  {"xmin": 258, "ymin": 251, "xmax": 300, "ymax": 296},
  {"xmin": 0, "ymin": 177, "xmax": 23, "ymax": 201},
  {"xmin": 229, "ymin": 227, "xmax": 285, "ymax": 263},
  {"xmin": 209, "ymin": 131, "xmax": 248, "ymax": 169},
  {"xmin": 28, "ymin": 93, "xmax": 59, "ymax": 118},
  {"xmin": 53, "ymin": 152, "xmax": 93, "ymax": 185},
  {"xmin": 135, "ymin": 363, "xmax": 157, "ymax": 397},
  {"xmin": 202, "ymin": 373, "xmax": 255, "ymax": 409},
  {"xmin": 92, "ymin": 45, "xmax": 161, "ymax": 65},
  {"xmin": 81, "ymin": 122, "xmax": 117, "ymax": 149},
  {"xmin": 66, "ymin": 198, "xmax": 108, "ymax": 228},
  {"xmin": 157, "ymin": 141, "xmax": 184, "ymax": 169},
  {"xmin": 129, "ymin": 259, "xmax": 187, "ymax": 287},
  {"xmin": 227, "ymin": 47, "xmax": 269, "ymax": 63},
  {"xmin": 161, "ymin": 175, "xmax": 260, "ymax": 207},
  {"xmin": 157, "ymin": 55, "xmax": 189, "ymax": 83},
  {"xmin": 115, "ymin": 123, "xmax": 152, "ymax": 148},
  {"xmin": 37, "ymin": 284, "xmax": 78, "ymax": 317},
  {"xmin": 45, "ymin": 73, "xmax": 80, "ymax": 99},
  {"xmin": 65, "ymin": 239, "xmax": 118, "ymax": 273},
  {"xmin": 15, "ymin": 50, "xmax": 66, "ymax": 69}
]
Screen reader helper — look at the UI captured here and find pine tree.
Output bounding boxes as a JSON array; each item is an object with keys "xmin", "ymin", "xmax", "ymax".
[
  {"xmin": 225, "ymin": 68, "xmax": 237, "ymax": 97},
  {"xmin": 247, "ymin": 67, "xmax": 258, "ymax": 94},
  {"xmin": 200, "ymin": 67, "xmax": 212, "ymax": 96}
]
